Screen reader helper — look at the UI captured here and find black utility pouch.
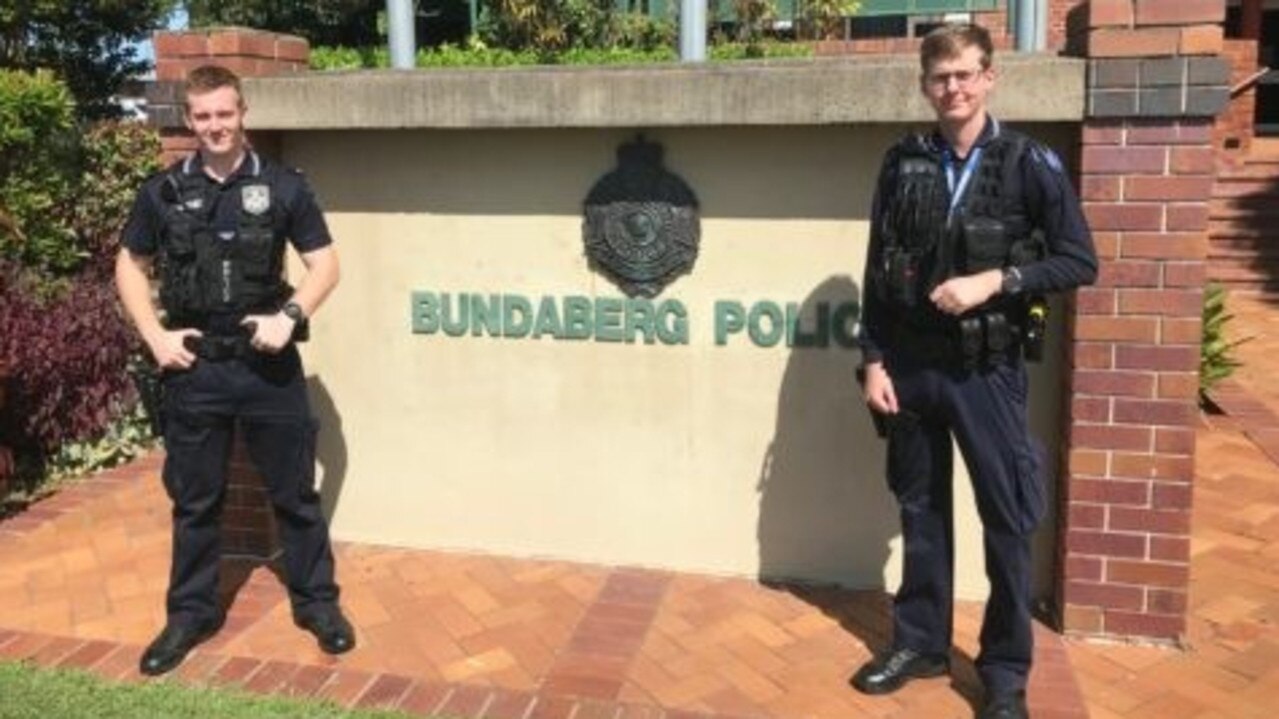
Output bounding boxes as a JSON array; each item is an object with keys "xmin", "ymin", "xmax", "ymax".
[
  {"xmin": 886, "ymin": 248, "xmax": 919, "ymax": 307},
  {"xmin": 960, "ymin": 316, "xmax": 984, "ymax": 370},
  {"xmin": 961, "ymin": 216, "xmax": 1008, "ymax": 273},
  {"xmin": 984, "ymin": 312, "xmax": 1010, "ymax": 365}
]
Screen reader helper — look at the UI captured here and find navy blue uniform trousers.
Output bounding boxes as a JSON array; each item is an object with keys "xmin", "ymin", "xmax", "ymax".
[
  {"xmin": 161, "ymin": 346, "xmax": 339, "ymax": 628},
  {"xmin": 883, "ymin": 351, "xmax": 1045, "ymax": 695}
]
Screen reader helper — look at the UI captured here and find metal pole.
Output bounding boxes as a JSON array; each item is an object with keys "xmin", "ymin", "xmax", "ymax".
[
  {"xmin": 1014, "ymin": 0, "xmax": 1034, "ymax": 53},
  {"xmin": 387, "ymin": 0, "xmax": 416, "ymax": 69},
  {"xmin": 680, "ymin": 0, "xmax": 706, "ymax": 62},
  {"xmin": 1013, "ymin": 0, "xmax": 1048, "ymax": 53},
  {"xmin": 1035, "ymin": 0, "xmax": 1048, "ymax": 52}
]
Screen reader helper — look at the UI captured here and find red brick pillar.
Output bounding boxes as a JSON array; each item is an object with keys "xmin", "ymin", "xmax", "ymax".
[
  {"xmin": 1059, "ymin": 0, "xmax": 1228, "ymax": 642},
  {"xmin": 1215, "ymin": 40, "xmax": 1258, "ymax": 167},
  {"xmin": 149, "ymin": 27, "xmax": 309, "ymax": 165},
  {"xmin": 149, "ymin": 27, "xmax": 311, "ymax": 560}
]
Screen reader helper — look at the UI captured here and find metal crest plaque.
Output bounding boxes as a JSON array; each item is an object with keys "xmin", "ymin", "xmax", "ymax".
[{"xmin": 583, "ymin": 137, "xmax": 700, "ymax": 298}]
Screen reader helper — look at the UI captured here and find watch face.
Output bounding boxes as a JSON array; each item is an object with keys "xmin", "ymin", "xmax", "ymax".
[{"xmin": 284, "ymin": 302, "xmax": 304, "ymax": 321}]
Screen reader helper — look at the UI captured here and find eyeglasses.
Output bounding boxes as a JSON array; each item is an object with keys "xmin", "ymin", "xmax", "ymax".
[{"xmin": 925, "ymin": 67, "xmax": 987, "ymax": 90}]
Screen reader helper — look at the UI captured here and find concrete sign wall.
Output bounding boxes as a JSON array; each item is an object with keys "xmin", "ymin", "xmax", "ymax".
[{"xmin": 282, "ymin": 123, "xmax": 1073, "ymax": 599}]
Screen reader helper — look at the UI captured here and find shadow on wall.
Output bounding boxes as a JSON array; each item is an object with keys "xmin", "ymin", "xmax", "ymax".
[
  {"xmin": 306, "ymin": 376, "xmax": 348, "ymax": 522},
  {"xmin": 755, "ymin": 274, "xmax": 897, "ymax": 591}
]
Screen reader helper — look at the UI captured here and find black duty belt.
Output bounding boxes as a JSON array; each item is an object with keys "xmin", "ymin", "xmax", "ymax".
[
  {"xmin": 183, "ymin": 333, "xmax": 254, "ymax": 361},
  {"xmin": 892, "ymin": 314, "xmax": 1022, "ymax": 370}
]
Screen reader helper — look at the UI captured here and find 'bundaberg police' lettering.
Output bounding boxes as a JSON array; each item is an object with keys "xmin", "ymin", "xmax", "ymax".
[
  {"xmin": 411, "ymin": 291, "xmax": 860, "ymax": 349},
  {"xmin": 411, "ymin": 292, "xmax": 689, "ymax": 345}
]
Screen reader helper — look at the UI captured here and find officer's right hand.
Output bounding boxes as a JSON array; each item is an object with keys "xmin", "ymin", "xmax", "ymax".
[
  {"xmin": 146, "ymin": 328, "xmax": 201, "ymax": 370},
  {"xmin": 863, "ymin": 362, "xmax": 899, "ymax": 415}
]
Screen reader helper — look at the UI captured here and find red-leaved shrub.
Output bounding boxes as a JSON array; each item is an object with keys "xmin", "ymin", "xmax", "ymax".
[{"xmin": 0, "ymin": 263, "xmax": 140, "ymax": 454}]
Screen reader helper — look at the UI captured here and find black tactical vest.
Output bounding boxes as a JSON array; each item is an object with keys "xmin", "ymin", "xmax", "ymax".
[
  {"xmin": 874, "ymin": 127, "xmax": 1044, "ymax": 323},
  {"xmin": 156, "ymin": 158, "xmax": 290, "ymax": 326}
]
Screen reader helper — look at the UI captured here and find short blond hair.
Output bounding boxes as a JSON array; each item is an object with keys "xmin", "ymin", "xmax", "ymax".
[
  {"xmin": 184, "ymin": 65, "xmax": 243, "ymax": 110},
  {"xmin": 920, "ymin": 23, "xmax": 994, "ymax": 73}
]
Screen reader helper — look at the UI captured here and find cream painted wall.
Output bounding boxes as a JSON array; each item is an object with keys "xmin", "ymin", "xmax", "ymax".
[{"xmin": 281, "ymin": 124, "xmax": 1071, "ymax": 602}]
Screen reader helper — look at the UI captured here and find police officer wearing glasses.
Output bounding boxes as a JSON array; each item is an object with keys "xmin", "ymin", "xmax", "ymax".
[
  {"xmin": 116, "ymin": 65, "xmax": 354, "ymax": 676},
  {"xmin": 853, "ymin": 24, "xmax": 1097, "ymax": 719}
]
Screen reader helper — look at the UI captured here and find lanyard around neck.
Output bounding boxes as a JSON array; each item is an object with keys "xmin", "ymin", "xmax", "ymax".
[{"xmin": 943, "ymin": 145, "xmax": 983, "ymax": 221}]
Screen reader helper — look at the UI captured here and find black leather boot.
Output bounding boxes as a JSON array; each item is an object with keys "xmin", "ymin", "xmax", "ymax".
[
  {"xmin": 850, "ymin": 647, "xmax": 949, "ymax": 695},
  {"xmin": 978, "ymin": 690, "xmax": 1029, "ymax": 719},
  {"xmin": 295, "ymin": 606, "xmax": 356, "ymax": 654},
  {"xmin": 139, "ymin": 618, "xmax": 223, "ymax": 676}
]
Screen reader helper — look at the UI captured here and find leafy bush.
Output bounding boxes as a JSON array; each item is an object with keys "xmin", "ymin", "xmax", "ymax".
[
  {"xmin": 802, "ymin": 0, "xmax": 860, "ymax": 40},
  {"xmin": 0, "ymin": 262, "xmax": 142, "ymax": 457},
  {"xmin": 476, "ymin": 0, "xmax": 669, "ymax": 54},
  {"xmin": 730, "ymin": 0, "xmax": 778, "ymax": 48},
  {"xmin": 709, "ymin": 40, "xmax": 814, "ymax": 60},
  {"xmin": 0, "ymin": 70, "xmax": 80, "ymax": 275},
  {"xmin": 1200, "ymin": 282, "xmax": 1249, "ymax": 400},
  {"xmin": 1, "ymin": 72, "xmax": 159, "ymax": 280},
  {"xmin": 310, "ymin": 37, "xmax": 811, "ymax": 70},
  {"xmin": 71, "ymin": 121, "xmax": 162, "ymax": 275},
  {"xmin": 42, "ymin": 397, "xmax": 154, "ymax": 483},
  {"xmin": 0, "ymin": 75, "xmax": 160, "ymax": 496}
]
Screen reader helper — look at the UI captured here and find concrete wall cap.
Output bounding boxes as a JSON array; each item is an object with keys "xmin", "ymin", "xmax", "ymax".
[{"xmin": 237, "ymin": 53, "xmax": 1086, "ymax": 129}]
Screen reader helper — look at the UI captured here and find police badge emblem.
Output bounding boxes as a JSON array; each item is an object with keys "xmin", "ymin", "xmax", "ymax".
[
  {"xmin": 583, "ymin": 137, "xmax": 700, "ymax": 298},
  {"xmin": 241, "ymin": 184, "xmax": 271, "ymax": 215}
]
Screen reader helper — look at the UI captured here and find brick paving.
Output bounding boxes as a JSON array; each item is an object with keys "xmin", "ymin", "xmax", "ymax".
[
  {"xmin": 0, "ymin": 457, "xmax": 1087, "ymax": 718},
  {"xmin": 3, "ymin": 295, "xmax": 1279, "ymax": 718}
]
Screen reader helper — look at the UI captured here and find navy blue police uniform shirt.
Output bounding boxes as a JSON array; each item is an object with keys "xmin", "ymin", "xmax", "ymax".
[
  {"xmin": 859, "ymin": 117, "xmax": 1098, "ymax": 365},
  {"xmin": 121, "ymin": 150, "xmax": 332, "ymax": 332},
  {"xmin": 122, "ymin": 150, "xmax": 331, "ymax": 257}
]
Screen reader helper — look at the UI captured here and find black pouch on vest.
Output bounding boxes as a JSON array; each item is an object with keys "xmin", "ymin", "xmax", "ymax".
[
  {"xmin": 886, "ymin": 247, "xmax": 919, "ymax": 308},
  {"xmin": 961, "ymin": 216, "xmax": 1008, "ymax": 273}
]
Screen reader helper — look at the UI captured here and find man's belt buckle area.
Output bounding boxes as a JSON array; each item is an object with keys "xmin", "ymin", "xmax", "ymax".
[
  {"xmin": 893, "ymin": 324, "xmax": 964, "ymax": 367},
  {"xmin": 183, "ymin": 332, "xmax": 253, "ymax": 361}
]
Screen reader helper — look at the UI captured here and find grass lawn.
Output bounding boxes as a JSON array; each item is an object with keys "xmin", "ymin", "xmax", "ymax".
[{"xmin": 0, "ymin": 661, "xmax": 428, "ymax": 719}]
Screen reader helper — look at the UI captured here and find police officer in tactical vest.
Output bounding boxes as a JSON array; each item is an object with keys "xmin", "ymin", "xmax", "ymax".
[
  {"xmin": 116, "ymin": 65, "xmax": 355, "ymax": 676},
  {"xmin": 853, "ymin": 24, "xmax": 1097, "ymax": 719}
]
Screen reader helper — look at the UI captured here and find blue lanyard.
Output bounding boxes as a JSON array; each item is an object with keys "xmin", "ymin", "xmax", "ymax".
[{"xmin": 943, "ymin": 146, "xmax": 983, "ymax": 222}]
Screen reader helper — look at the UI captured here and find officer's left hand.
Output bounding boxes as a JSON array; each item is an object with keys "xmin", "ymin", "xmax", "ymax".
[
  {"xmin": 929, "ymin": 270, "xmax": 1003, "ymax": 315},
  {"xmin": 241, "ymin": 312, "xmax": 296, "ymax": 354}
]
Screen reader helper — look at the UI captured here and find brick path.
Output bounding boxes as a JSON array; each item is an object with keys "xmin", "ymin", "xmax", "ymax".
[{"xmin": 0, "ymin": 454, "xmax": 1086, "ymax": 718}]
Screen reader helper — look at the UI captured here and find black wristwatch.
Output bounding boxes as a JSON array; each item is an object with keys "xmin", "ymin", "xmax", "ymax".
[
  {"xmin": 1000, "ymin": 267, "xmax": 1024, "ymax": 295},
  {"xmin": 281, "ymin": 301, "xmax": 306, "ymax": 323}
]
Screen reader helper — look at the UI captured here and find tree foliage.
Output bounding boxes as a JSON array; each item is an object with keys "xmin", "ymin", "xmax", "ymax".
[
  {"xmin": 802, "ymin": 0, "xmax": 860, "ymax": 40},
  {"xmin": 0, "ymin": 69, "xmax": 78, "ymax": 274},
  {"xmin": 186, "ymin": 0, "xmax": 384, "ymax": 47},
  {"xmin": 0, "ymin": 0, "xmax": 177, "ymax": 119},
  {"xmin": 477, "ymin": 0, "xmax": 674, "ymax": 54}
]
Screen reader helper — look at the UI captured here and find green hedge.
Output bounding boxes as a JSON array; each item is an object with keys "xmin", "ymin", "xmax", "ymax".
[
  {"xmin": 309, "ymin": 40, "xmax": 813, "ymax": 71},
  {"xmin": 0, "ymin": 70, "xmax": 78, "ymax": 275}
]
